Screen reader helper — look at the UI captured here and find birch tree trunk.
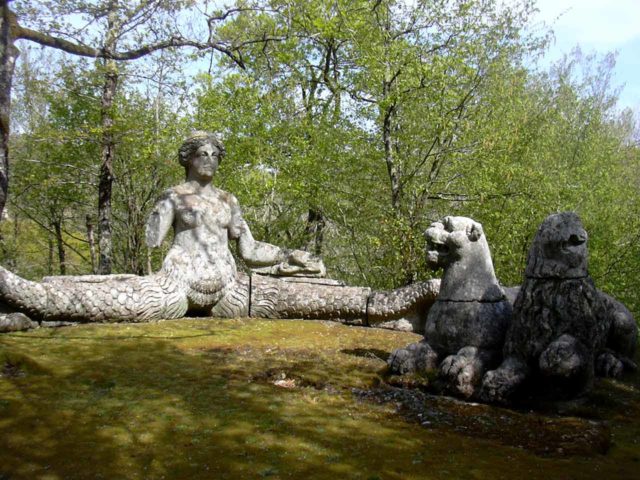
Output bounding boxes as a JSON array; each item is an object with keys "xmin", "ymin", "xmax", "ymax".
[
  {"xmin": 0, "ymin": 1, "xmax": 17, "ymax": 222},
  {"xmin": 97, "ymin": 0, "xmax": 119, "ymax": 274}
]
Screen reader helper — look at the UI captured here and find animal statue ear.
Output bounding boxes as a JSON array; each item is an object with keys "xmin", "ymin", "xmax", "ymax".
[{"xmin": 467, "ymin": 222, "xmax": 483, "ymax": 242}]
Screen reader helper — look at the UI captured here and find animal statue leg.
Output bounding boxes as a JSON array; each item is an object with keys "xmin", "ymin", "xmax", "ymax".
[
  {"xmin": 537, "ymin": 334, "xmax": 594, "ymax": 396},
  {"xmin": 599, "ymin": 292, "xmax": 638, "ymax": 372},
  {"xmin": 387, "ymin": 341, "xmax": 440, "ymax": 375},
  {"xmin": 439, "ymin": 346, "xmax": 500, "ymax": 398},
  {"xmin": 595, "ymin": 351, "xmax": 624, "ymax": 378},
  {"xmin": 479, "ymin": 356, "xmax": 529, "ymax": 404}
]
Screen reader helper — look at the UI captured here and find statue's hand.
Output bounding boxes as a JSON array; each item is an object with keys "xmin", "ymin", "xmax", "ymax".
[
  {"xmin": 285, "ymin": 249, "xmax": 316, "ymax": 267},
  {"xmin": 252, "ymin": 249, "xmax": 326, "ymax": 278},
  {"xmin": 278, "ymin": 249, "xmax": 326, "ymax": 277}
]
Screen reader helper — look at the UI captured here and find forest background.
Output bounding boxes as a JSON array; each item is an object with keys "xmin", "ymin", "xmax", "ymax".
[{"xmin": 2, "ymin": 0, "xmax": 639, "ymax": 318}]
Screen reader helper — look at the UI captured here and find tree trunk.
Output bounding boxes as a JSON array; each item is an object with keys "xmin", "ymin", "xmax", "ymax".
[
  {"xmin": 97, "ymin": 65, "xmax": 117, "ymax": 274},
  {"xmin": 52, "ymin": 217, "xmax": 66, "ymax": 275},
  {"xmin": 0, "ymin": 2, "xmax": 18, "ymax": 223},
  {"xmin": 86, "ymin": 214, "xmax": 97, "ymax": 274},
  {"xmin": 382, "ymin": 102, "xmax": 401, "ymax": 211},
  {"xmin": 125, "ymin": 199, "xmax": 145, "ymax": 275},
  {"xmin": 305, "ymin": 208, "xmax": 325, "ymax": 256},
  {"xmin": 47, "ymin": 234, "xmax": 54, "ymax": 275},
  {"xmin": 97, "ymin": 0, "xmax": 119, "ymax": 275}
]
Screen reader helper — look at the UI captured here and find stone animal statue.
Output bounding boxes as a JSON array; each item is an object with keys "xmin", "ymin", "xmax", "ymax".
[
  {"xmin": 480, "ymin": 212, "xmax": 638, "ymax": 404},
  {"xmin": 0, "ymin": 132, "xmax": 438, "ymax": 328},
  {"xmin": 388, "ymin": 216, "xmax": 512, "ymax": 397}
]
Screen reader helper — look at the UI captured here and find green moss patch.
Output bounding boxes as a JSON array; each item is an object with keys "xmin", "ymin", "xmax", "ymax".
[{"xmin": 1, "ymin": 319, "xmax": 639, "ymax": 479}]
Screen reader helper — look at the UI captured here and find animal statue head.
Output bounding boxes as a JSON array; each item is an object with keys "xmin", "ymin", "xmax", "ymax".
[
  {"xmin": 425, "ymin": 216, "xmax": 503, "ymax": 302},
  {"xmin": 524, "ymin": 212, "xmax": 588, "ymax": 279},
  {"xmin": 425, "ymin": 216, "xmax": 486, "ymax": 269}
]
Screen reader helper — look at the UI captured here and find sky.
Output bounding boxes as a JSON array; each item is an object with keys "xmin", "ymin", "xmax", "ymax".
[{"xmin": 533, "ymin": 0, "xmax": 640, "ymax": 112}]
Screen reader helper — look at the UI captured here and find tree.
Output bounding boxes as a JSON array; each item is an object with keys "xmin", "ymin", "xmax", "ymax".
[
  {"xmin": 196, "ymin": 0, "xmax": 544, "ymax": 286},
  {"xmin": 449, "ymin": 48, "xmax": 640, "ymax": 316},
  {"xmin": 7, "ymin": 47, "xmax": 193, "ymax": 278},
  {"xmin": 109, "ymin": 87, "xmax": 189, "ymax": 275},
  {"xmin": 8, "ymin": 56, "xmax": 101, "ymax": 277},
  {"xmin": 0, "ymin": 0, "xmax": 18, "ymax": 224},
  {"xmin": 2, "ymin": 0, "xmax": 283, "ymax": 273}
]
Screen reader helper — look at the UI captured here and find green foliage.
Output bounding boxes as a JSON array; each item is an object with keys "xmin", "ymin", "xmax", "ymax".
[
  {"xmin": 191, "ymin": 0, "xmax": 548, "ymax": 287},
  {"xmin": 5, "ymin": 58, "xmax": 102, "ymax": 276},
  {"xmin": 5, "ymin": 50, "xmax": 191, "ymax": 277},
  {"xmin": 5, "ymin": 1, "xmax": 640, "ymax": 318},
  {"xmin": 109, "ymin": 86, "xmax": 190, "ymax": 274},
  {"xmin": 455, "ymin": 49, "xmax": 640, "ymax": 313}
]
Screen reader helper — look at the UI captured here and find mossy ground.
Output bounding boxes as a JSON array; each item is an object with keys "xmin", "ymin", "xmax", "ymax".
[{"xmin": 1, "ymin": 319, "xmax": 639, "ymax": 479}]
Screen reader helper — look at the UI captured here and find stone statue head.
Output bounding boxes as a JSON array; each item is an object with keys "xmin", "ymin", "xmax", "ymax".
[
  {"xmin": 524, "ymin": 212, "xmax": 588, "ymax": 278},
  {"xmin": 424, "ymin": 216, "xmax": 486, "ymax": 268},
  {"xmin": 178, "ymin": 131, "xmax": 226, "ymax": 171}
]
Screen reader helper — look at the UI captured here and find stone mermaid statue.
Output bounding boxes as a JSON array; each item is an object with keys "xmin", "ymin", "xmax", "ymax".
[{"xmin": 0, "ymin": 132, "xmax": 439, "ymax": 327}]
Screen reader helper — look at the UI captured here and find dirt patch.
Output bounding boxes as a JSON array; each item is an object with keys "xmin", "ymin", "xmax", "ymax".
[{"xmin": 353, "ymin": 386, "xmax": 611, "ymax": 457}]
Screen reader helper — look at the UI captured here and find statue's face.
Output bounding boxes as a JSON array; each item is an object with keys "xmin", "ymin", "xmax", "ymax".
[
  {"xmin": 424, "ymin": 216, "xmax": 484, "ymax": 269},
  {"xmin": 189, "ymin": 143, "xmax": 220, "ymax": 179},
  {"xmin": 525, "ymin": 212, "xmax": 589, "ymax": 278}
]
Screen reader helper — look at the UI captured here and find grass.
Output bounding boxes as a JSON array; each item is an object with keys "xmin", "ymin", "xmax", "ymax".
[{"xmin": 1, "ymin": 318, "xmax": 639, "ymax": 479}]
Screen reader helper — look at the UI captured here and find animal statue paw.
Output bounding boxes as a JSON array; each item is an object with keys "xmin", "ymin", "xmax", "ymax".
[
  {"xmin": 439, "ymin": 346, "xmax": 498, "ymax": 398},
  {"xmin": 538, "ymin": 334, "xmax": 589, "ymax": 379},
  {"xmin": 387, "ymin": 341, "xmax": 439, "ymax": 375},
  {"xmin": 387, "ymin": 348, "xmax": 416, "ymax": 375},
  {"xmin": 596, "ymin": 351, "xmax": 624, "ymax": 378},
  {"xmin": 480, "ymin": 357, "xmax": 529, "ymax": 404}
]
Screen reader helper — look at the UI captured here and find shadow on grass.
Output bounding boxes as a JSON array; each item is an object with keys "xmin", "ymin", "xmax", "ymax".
[
  {"xmin": 0, "ymin": 322, "xmax": 447, "ymax": 480},
  {"xmin": 340, "ymin": 348, "xmax": 390, "ymax": 362},
  {"xmin": 2, "ymin": 320, "xmax": 640, "ymax": 480}
]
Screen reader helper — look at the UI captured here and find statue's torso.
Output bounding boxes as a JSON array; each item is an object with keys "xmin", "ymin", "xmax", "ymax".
[{"xmin": 161, "ymin": 184, "xmax": 239, "ymax": 295}]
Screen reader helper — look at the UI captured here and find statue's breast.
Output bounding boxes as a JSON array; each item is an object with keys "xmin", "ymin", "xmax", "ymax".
[{"xmin": 175, "ymin": 193, "xmax": 231, "ymax": 230}]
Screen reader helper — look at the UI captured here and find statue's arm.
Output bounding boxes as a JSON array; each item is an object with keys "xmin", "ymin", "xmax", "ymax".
[
  {"xmin": 228, "ymin": 195, "xmax": 325, "ymax": 276},
  {"xmin": 145, "ymin": 192, "xmax": 175, "ymax": 248},
  {"xmin": 228, "ymin": 197, "xmax": 285, "ymax": 267}
]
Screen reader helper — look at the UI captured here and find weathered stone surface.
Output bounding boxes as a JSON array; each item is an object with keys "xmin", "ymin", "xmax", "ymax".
[
  {"xmin": 0, "ymin": 312, "xmax": 37, "ymax": 332},
  {"xmin": 424, "ymin": 217, "xmax": 504, "ymax": 302},
  {"xmin": 523, "ymin": 212, "xmax": 588, "ymax": 279},
  {"xmin": 375, "ymin": 317, "xmax": 421, "ymax": 332},
  {"xmin": 503, "ymin": 286, "xmax": 520, "ymax": 306},
  {"xmin": 424, "ymin": 300, "xmax": 511, "ymax": 353},
  {"xmin": 367, "ymin": 280, "xmax": 440, "ymax": 328},
  {"xmin": 250, "ymin": 249, "xmax": 326, "ymax": 277},
  {"xmin": 250, "ymin": 273, "xmax": 370, "ymax": 320},
  {"xmin": 478, "ymin": 356, "xmax": 529, "ymax": 404},
  {"xmin": 389, "ymin": 216, "xmax": 511, "ymax": 398},
  {"xmin": 387, "ymin": 340, "xmax": 439, "ymax": 375},
  {"xmin": 439, "ymin": 346, "xmax": 500, "ymax": 398},
  {"xmin": 0, "ymin": 132, "xmax": 439, "ymax": 328},
  {"xmin": 503, "ymin": 277, "xmax": 603, "ymax": 368},
  {"xmin": 599, "ymin": 292, "xmax": 638, "ymax": 362},
  {"xmin": 480, "ymin": 212, "xmax": 638, "ymax": 405}
]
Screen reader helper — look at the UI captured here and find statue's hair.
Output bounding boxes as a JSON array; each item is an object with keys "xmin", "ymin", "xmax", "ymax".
[{"xmin": 178, "ymin": 131, "xmax": 226, "ymax": 168}]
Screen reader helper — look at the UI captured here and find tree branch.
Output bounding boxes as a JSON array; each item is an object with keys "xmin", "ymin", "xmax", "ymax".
[{"xmin": 13, "ymin": 18, "xmax": 284, "ymax": 69}]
